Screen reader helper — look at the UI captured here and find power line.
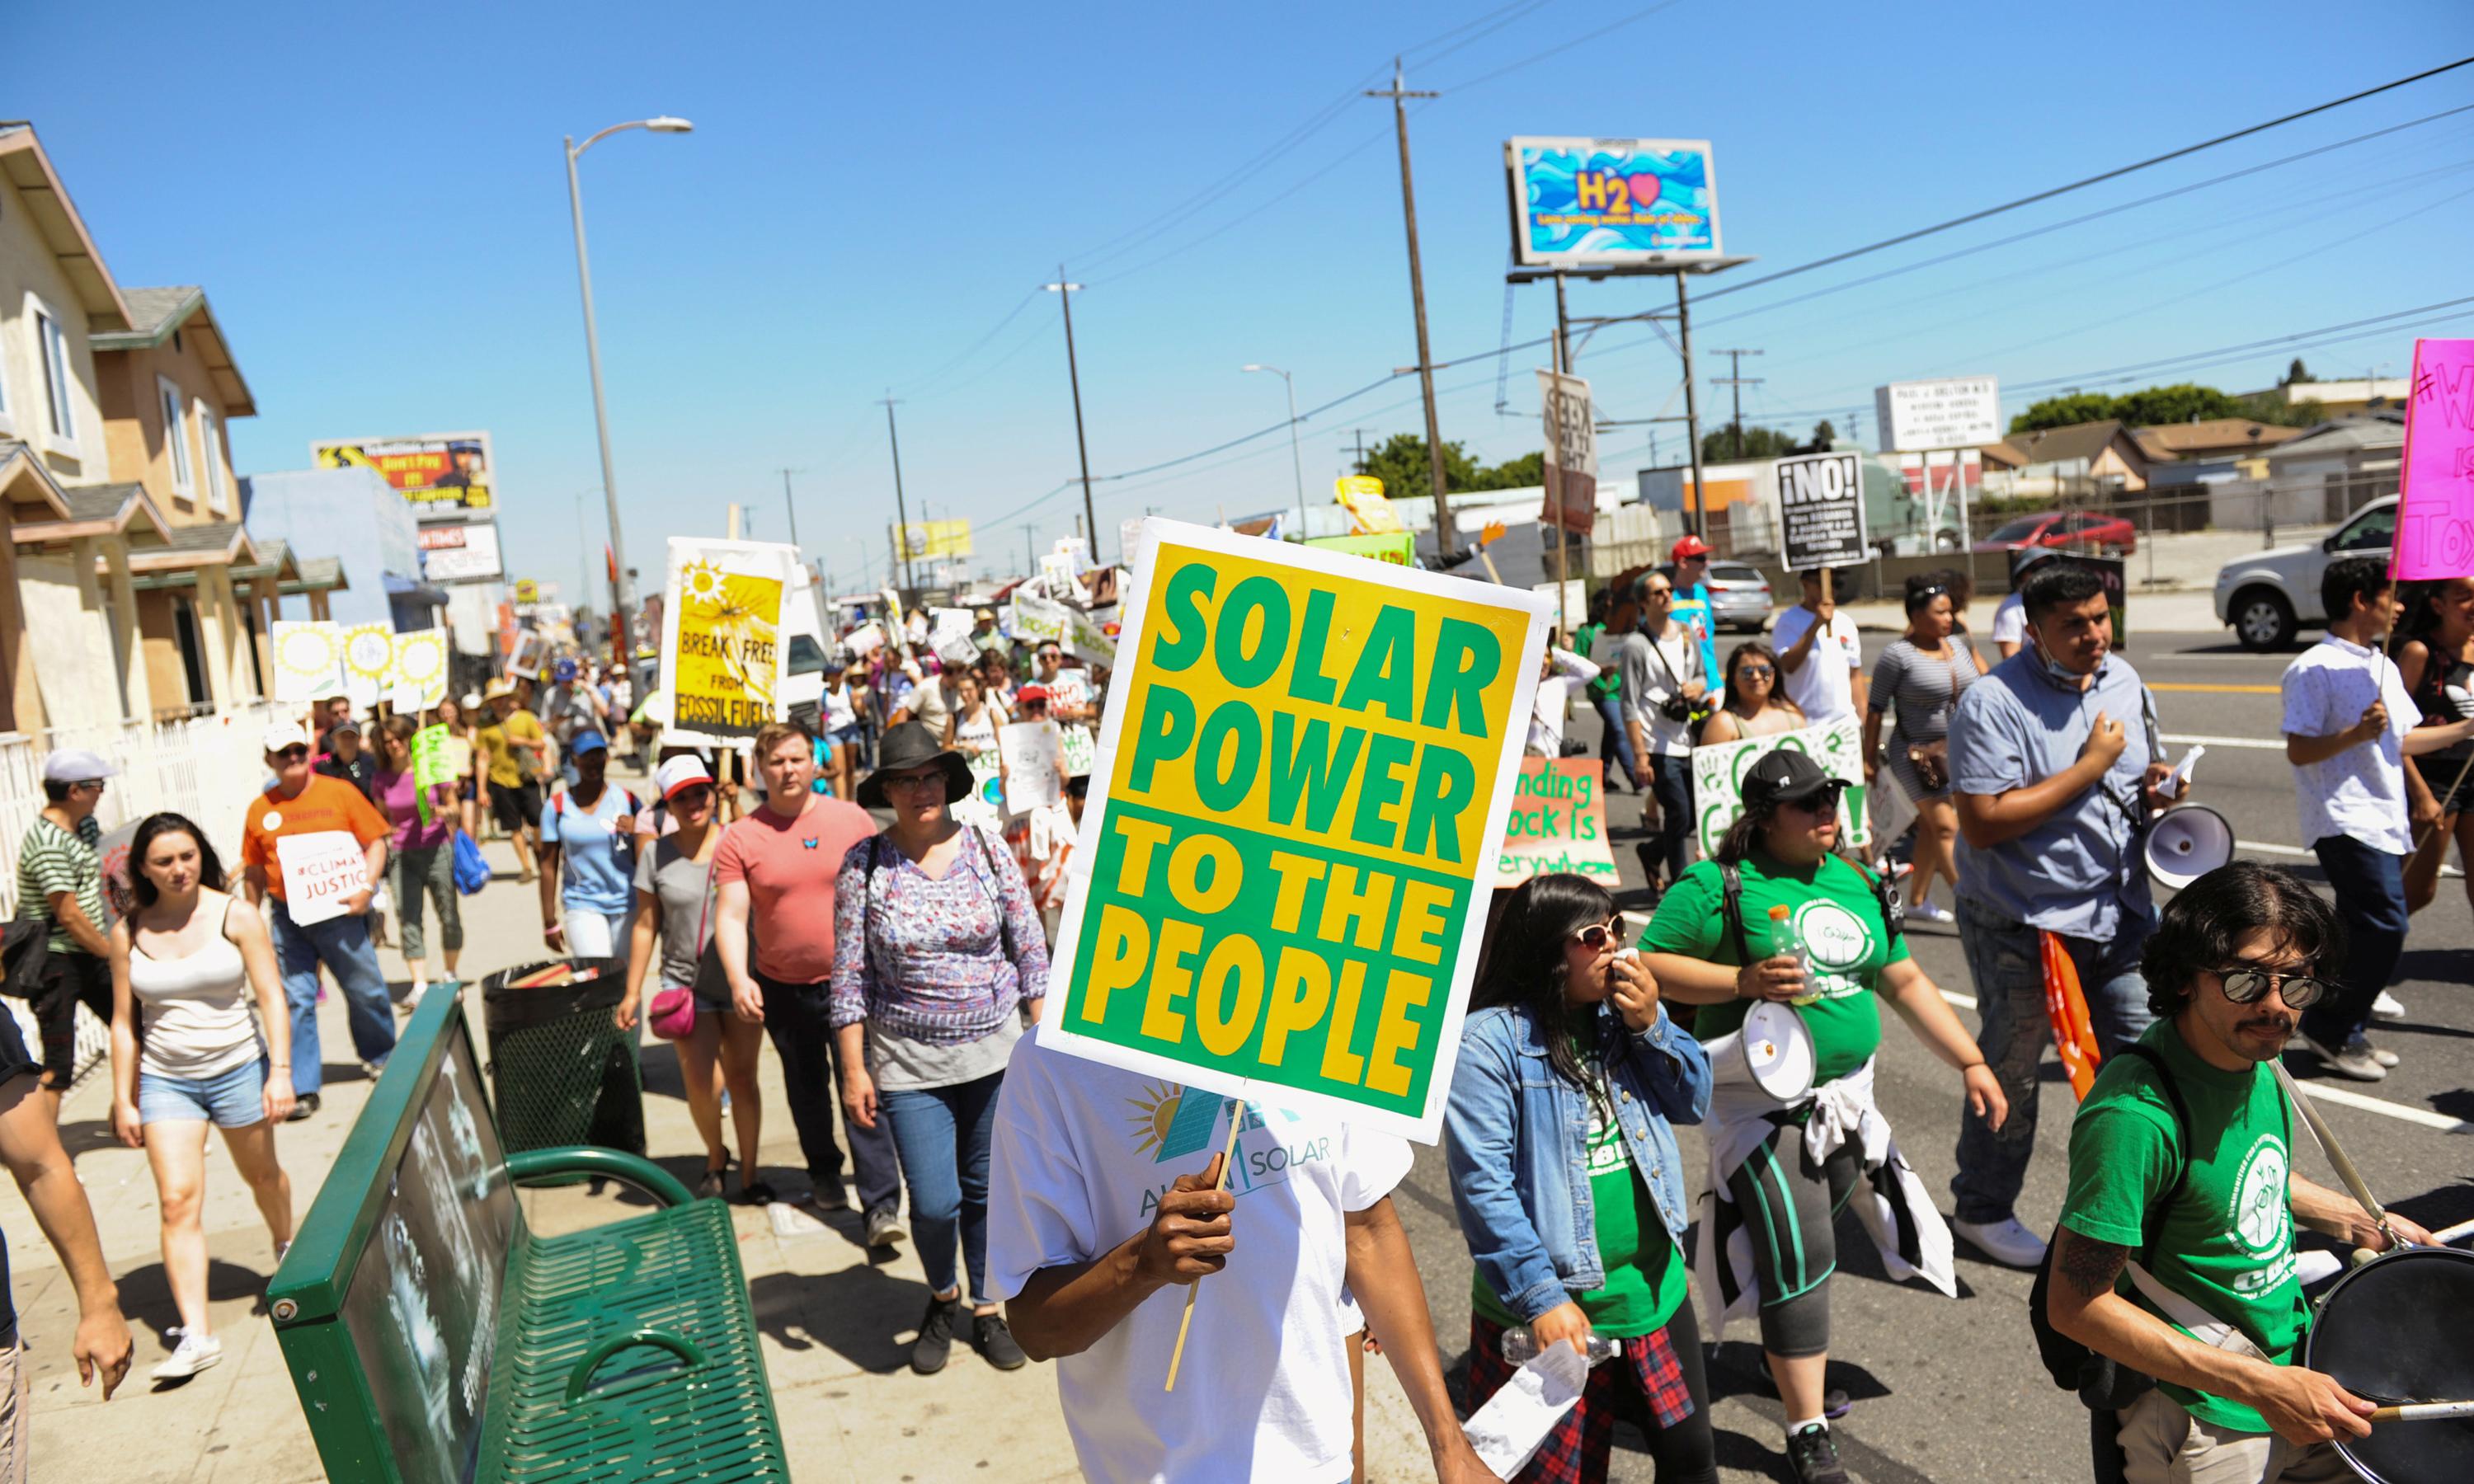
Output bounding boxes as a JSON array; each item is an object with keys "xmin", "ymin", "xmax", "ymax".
[{"xmin": 1693, "ymin": 56, "xmax": 2474, "ymax": 304}]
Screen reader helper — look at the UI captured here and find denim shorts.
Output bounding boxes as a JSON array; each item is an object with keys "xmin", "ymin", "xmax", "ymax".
[{"xmin": 138, "ymin": 1056, "xmax": 269, "ymax": 1129}]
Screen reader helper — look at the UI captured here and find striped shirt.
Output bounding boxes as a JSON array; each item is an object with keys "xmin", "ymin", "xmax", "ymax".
[{"xmin": 16, "ymin": 815, "xmax": 103, "ymax": 956}]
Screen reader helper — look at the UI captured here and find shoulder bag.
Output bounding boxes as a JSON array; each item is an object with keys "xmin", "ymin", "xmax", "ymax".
[
  {"xmin": 1903, "ymin": 642, "xmax": 1978, "ymax": 794},
  {"xmin": 652, "ymin": 853, "xmax": 722, "ymax": 1040}
]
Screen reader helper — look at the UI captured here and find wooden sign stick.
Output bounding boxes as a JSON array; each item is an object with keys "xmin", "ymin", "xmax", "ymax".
[{"xmin": 1164, "ymin": 1098, "xmax": 1245, "ymax": 1392}]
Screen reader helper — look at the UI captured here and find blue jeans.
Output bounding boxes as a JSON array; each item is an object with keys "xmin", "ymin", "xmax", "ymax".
[
  {"xmin": 1645, "ymin": 754, "xmax": 1695, "ymax": 883},
  {"xmin": 2300, "ymin": 834, "xmax": 2407, "ymax": 1047},
  {"xmin": 1593, "ymin": 693, "xmax": 1638, "ymax": 786},
  {"xmin": 1950, "ymin": 892, "xmax": 2154, "ymax": 1225},
  {"xmin": 268, "ymin": 898, "xmax": 397, "ymax": 1098},
  {"xmin": 881, "ymin": 1070, "xmax": 1003, "ymax": 1303}
]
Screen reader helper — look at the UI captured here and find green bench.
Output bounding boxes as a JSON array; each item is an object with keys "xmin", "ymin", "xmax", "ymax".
[{"xmin": 268, "ymin": 983, "xmax": 788, "ymax": 1482}]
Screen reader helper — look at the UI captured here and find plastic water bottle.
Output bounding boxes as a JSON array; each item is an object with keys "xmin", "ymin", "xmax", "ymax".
[
  {"xmin": 1767, "ymin": 904, "xmax": 1821, "ymax": 1007},
  {"xmin": 1500, "ymin": 1330, "xmax": 1620, "ymax": 1366}
]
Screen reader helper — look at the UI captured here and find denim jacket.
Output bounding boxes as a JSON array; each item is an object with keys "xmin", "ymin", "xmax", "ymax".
[{"xmin": 1443, "ymin": 1000, "xmax": 1712, "ymax": 1323}]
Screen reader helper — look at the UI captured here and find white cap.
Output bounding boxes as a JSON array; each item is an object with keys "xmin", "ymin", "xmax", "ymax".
[
  {"xmin": 261, "ymin": 722, "xmax": 313, "ymax": 754},
  {"xmin": 40, "ymin": 749, "xmax": 117, "ymax": 783},
  {"xmin": 656, "ymin": 755, "xmax": 715, "ymax": 801}
]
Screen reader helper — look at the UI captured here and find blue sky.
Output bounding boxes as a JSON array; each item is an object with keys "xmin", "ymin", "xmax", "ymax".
[{"xmin": 18, "ymin": 2, "xmax": 2474, "ymax": 597}]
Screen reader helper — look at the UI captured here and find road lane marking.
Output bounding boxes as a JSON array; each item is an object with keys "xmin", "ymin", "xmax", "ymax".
[
  {"xmin": 2152, "ymin": 683, "xmax": 2280, "ymax": 693},
  {"xmin": 2162, "ymin": 733, "xmax": 2285, "ymax": 750}
]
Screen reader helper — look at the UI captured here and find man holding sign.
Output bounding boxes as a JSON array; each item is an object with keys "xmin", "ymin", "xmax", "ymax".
[
  {"xmin": 987, "ymin": 519, "xmax": 1540, "ymax": 1482},
  {"xmin": 239, "ymin": 723, "xmax": 397, "ymax": 1122}
]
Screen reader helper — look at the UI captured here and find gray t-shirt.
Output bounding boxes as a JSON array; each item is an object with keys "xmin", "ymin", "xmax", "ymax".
[
  {"xmin": 1869, "ymin": 638, "xmax": 1980, "ymax": 745},
  {"xmin": 633, "ymin": 836, "xmax": 717, "ymax": 992}
]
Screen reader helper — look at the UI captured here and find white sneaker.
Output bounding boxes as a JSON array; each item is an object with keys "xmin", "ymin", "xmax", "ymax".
[
  {"xmin": 1953, "ymin": 1217, "xmax": 2048, "ymax": 1269},
  {"xmin": 151, "ymin": 1331, "xmax": 223, "ymax": 1381},
  {"xmin": 2371, "ymin": 990, "xmax": 2406, "ymax": 1022},
  {"xmin": 2301, "ymin": 1033, "xmax": 2387, "ymax": 1082},
  {"xmin": 2348, "ymin": 1033, "xmax": 2400, "ymax": 1071},
  {"xmin": 1908, "ymin": 901, "xmax": 1955, "ymax": 925}
]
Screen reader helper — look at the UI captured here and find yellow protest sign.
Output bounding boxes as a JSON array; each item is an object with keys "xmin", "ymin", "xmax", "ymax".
[
  {"xmin": 660, "ymin": 537, "xmax": 794, "ymax": 744},
  {"xmin": 1334, "ymin": 474, "xmax": 1404, "ymax": 535},
  {"xmin": 1041, "ymin": 519, "xmax": 1549, "ymax": 1142}
]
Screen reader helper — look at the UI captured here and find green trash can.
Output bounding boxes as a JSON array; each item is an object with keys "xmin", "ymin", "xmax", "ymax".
[{"xmin": 481, "ymin": 958, "xmax": 645, "ymax": 1168}]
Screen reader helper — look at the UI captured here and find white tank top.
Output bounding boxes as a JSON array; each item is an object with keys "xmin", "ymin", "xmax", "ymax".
[{"xmin": 128, "ymin": 897, "xmax": 262, "ymax": 1081}]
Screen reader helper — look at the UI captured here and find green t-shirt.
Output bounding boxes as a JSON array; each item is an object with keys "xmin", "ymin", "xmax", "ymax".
[
  {"xmin": 1573, "ymin": 622, "xmax": 1619, "ymax": 697},
  {"xmin": 16, "ymin": 814, "xmax": 103, "ymax": 956},
  {"xmin": 1638, "ymin": 851, "xmax": 1904, "ymax": 1086},
  {"xmin": 1473, "ymin": 1041, "xmax": 1686, "ymax": 1337},
  {"xmin": 2058, "ymin": 1018, "xmax": 2303, "ymax": 1434}
]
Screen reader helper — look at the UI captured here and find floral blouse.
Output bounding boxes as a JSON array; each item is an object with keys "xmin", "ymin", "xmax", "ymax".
[{"xmin": 827, "ymin": 824, "xmax": 1049, "ymax": 1043}]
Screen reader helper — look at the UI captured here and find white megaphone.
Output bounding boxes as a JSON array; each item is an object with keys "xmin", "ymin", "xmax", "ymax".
[{"xmin": 2145, "ymin": 804, "xmax": 2236, "ymax": 890}]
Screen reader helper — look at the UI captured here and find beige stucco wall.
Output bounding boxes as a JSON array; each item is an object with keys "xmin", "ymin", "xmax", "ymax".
[
  {"xmin": 13, "ymin": 552, "xmax": 124, "ymax": 730},
  {"xmin": 96, "ymin": 328, "xmax": 241, "ymax": 524},
  {"xmin": 0, "ymin": 173, "xmax": 106, "ymax": 486}
]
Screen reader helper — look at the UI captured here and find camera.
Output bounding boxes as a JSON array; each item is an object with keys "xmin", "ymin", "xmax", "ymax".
[{"xmin": 1659, "ymin": 695, "xmax": 1694, "ymax": 724}]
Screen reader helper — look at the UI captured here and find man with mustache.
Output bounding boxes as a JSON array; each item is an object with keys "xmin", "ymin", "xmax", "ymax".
[{"xmin": 2045, "ymin": 862, "xmax": 2431, "ymax": 1484}]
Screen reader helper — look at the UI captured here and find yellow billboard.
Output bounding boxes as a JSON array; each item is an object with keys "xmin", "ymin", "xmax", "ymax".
[{"xmin": 894, "ymin": 520, "xmax": 974, "ymax": 560}]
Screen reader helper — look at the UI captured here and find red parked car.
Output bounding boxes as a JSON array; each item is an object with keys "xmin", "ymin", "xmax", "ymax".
[{"xmin": 1972, "ymin": 509, "xmax": 2137, "ymax": 557}]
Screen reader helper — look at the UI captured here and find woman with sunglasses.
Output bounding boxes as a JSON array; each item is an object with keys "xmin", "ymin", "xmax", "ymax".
[
  {"xmin": 1639, "ymin": 750, "xmax": 2001, "ymax": 1484},
  {"xmin": 832, "ymin": 721, "xmax": 1045, "ymax": 1375},
  {"xmin": 1864, "ymin": 575, "xmax": 1982, "ymax": 926},
  {"xmin": 1446, "ymin": 874, "xmax": 1715, "ymax": 1483},
  {"xmin": 1698, "ymin": 641, "xmax": 1808, "ymax": 744},
  {"xmin": 623, "ymin": 757, "xmax": 764, "ymax": 1200}
]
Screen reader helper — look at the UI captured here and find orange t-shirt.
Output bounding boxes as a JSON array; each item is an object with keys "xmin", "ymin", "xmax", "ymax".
[{"xmin": 241, "ymin": 775, "xmax": 392, "ymax": 903}]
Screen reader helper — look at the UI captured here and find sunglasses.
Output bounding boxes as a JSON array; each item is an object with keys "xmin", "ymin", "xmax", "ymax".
[
  {"xmin": 2214, "ymin": 965, "xmax": 2328, "ymax": 1010},
  {"xmin": 1736, "ymin": 664, "xmax": 1776, "ymax": 679},
  {"xmin": 1568, "ymin": 920, "xmax": 1623, "ymax": 951},
  {"xmin": 1779, "ymin": 792, "xmax": 1841, "ymax": 818},
  {"xmin": 272, "ymin": 746, "xmax": 310, "ymax": 763},
  {"xmin": 1644, "ymin": 587, "xmax": 1674, "ymax": 600},
  {"xmin": 883, "ymin": 770, "xmax": 948, "ymax": 794}
]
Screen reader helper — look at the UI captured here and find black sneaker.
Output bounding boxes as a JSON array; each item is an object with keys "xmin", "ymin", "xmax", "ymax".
[
  {"xmin": 285, "ymin": 1093, "xmax": 320, "ymax": 1123},
  {"xmin": 974, "ymin": 1311, "xmax": 1027, "ymax": 1371},
  {"xmin": 1786, "ymin": 1424, "xmax": 1850, "ymax": 1484},
  {"xmin": 911, "ymin": 1294, "xmax": 961, "ymax": 1375}
]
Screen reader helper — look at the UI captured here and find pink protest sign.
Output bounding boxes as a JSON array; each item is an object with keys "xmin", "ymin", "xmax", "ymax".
[{"xmin": 2394, "ymin": 338, "xmax": 2474, "ymax": 580}]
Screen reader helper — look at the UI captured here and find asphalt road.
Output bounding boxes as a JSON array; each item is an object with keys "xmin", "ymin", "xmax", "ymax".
[{"xmin": 1390, "ymin": 630, "xmax": 2474, "ymax": 1484}]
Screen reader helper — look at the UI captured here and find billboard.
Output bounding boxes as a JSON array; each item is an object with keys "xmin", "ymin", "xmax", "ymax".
[
  {"xmin": 1506, "ymin": 137, "xmax": 1720, "ymax": 268},
  {"xmin": 893, "ymin": 519, "xmax": 973, "ymax": 561},
  {"xmin": 312, "ymin": 432, "xmax": 496, "ymax": 520},
  {"xmin": 416, "ymin": 523, "xmax": 503, "ymax": 583},
  {"xmin": 1874, "ymin": 378, "xmax": 2001, "ymax": 453}
]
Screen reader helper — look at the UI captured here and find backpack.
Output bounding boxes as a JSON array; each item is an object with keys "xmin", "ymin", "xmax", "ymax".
[
  {"xmin": 2024, "ymin": 1043, "xmax": 2186, "ymax": 1410},
  {"xmin": 1714, "ymin": 853, "xmax": 1903, "ymax": 967}
]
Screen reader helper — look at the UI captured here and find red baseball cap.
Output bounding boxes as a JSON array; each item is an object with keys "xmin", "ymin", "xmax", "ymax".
[
  {"xmin": 1670, "ymin": 535, "xmax": 1713, "ymax": 561},
  {"xmin": 1015, "ymin": 683, "xmax": 1052, "ymax": 705}
]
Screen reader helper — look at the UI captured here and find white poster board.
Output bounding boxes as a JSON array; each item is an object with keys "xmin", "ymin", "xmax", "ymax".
[
  {"xmin": 388, "ymin": 628, "xmax": 449, "ymax": 712},
  {"xmin": 1689, "ymin": 716, "xmax": 1871, "ymax": 857},
  {"xmin": 1773, "ymin": 450, "xmax": 1869, "ymax": 571},
  {"xmin": 999, "ymin": 719, "xmax": 1063, "ymax": 814},
  {"xmin": 341, "ymin": 622, "xmax": 394, "ymax": 709},
  {"xmin": 1531, "ymin": 580, "xmax": 1587, "ymax": 633},
  {"xmin": 1874, "ymin": 377, "xmax": 2001, "ymax": 453},
  {"xmin": 659, "ymin": 536, "xmax": 797, "ymax": 746},
  {"xmin": 506, "ymin": 629, "xmax": 546, "ymax": 680},
  {"xmin": 1011, "ymin": 594, "xmax": 1117, "ymax": 667},
  {"xmin": 275, "ymin": 830, "xmax": 370, "ymax": 928},
  {"xmin": 272, "ymin": 621, "xmax": 342, "ymax": 703}
]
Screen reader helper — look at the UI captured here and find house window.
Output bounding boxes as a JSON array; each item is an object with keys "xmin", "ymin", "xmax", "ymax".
[
  {"xmin": 160, "ymin": 378, "xmax": 193, "ymax": 495},
  {"xmin": 196, "ymin": 404, "xmax": 228, "ymax": 513},
  {"xmin": 35, "ymin": 306, "xmax": 74, "ymax": 440}
]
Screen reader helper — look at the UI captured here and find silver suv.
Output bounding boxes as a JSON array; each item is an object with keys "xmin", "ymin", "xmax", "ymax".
[{"xmin": 2213, "ymin": 496, "xmax": 2395, "ymax": 650}]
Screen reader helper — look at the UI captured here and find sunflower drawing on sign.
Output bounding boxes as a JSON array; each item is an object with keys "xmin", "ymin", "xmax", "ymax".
[{"xmin": 679, "ymin": 557, "xmax": 782, "ymax": 716}]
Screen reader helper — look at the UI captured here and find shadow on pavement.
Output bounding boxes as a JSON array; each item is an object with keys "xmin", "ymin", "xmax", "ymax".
[
  {"xmin": 110, "ymin": 1256, "xmax": 275, "ymax": 1345},
  {"xmin": 748, "ymin": 1265, "xmax": 933, "ymax": 1376}
]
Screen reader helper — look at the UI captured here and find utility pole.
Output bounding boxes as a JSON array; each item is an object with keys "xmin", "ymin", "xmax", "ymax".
[
  {"xmin": 1710, "ymin": 348, "xmax": 1765, "ymax": 459},
  {"xmin": 1042, "ymin": 270, "xmax": 1102, "ymax": 564},
  {"xmin": 1368, "ymin": 59, "xmax": 1450, "ymax": 549},
  {"xmin": 1346, "ymin": 429, "xmax": 1376, "ymax": 475},
  {"xmin": 776, "ymin": 468, "xmax": 804, "ymax": 551},
  {"xmin": 1021, "ymin": 522, "xmax": 1039, "ymax": 577},
  {"xmin": 878, "ymin": 394, "xmax": 915, "ymax": 594},
  {"xmin": 1676, "ymin": 277, "xmax": 1709, "ymax": 539}
]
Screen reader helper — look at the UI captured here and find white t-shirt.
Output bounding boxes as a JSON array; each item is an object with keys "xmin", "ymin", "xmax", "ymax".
[
  {"xmin": 1772, "ymin": 604, "xmax": 1862, "ymax": 722},
  {"xmin": 1990, "ymin": 592, "xmax": 2026, "ymax": 649},
  {"xmin": 2282, "ymin": 633, "xmax": 2421, "ymax": 856},
  {"xmin": 1526, "ymin": 647, "xmax": 1602, "ymax": 756},
  {"xmin": 985, "ymin": 1033, "xmax": 1413, "ymax": 1484}
]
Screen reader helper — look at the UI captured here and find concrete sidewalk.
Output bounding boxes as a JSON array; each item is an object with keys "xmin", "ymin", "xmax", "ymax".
[{"xmin": 5, "ymin": 784, "xmax": 1443, "ymax": 1480}]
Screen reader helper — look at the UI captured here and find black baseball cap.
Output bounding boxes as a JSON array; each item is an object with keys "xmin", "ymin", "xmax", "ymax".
[{"xmin": 1742, "ymin": 749, "xmax": 1849, "ymax": 809}]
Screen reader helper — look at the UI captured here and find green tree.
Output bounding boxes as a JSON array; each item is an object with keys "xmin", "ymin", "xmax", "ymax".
[
  {"xmin": 1472, "ymin": 450, "xmax": 1545, "ymax": 489},
  {"xmin": 1799, "ymin": 420, "xmax": 1838, "ymax": 453},
  {"xmin": 2283, "ymin": 358, "xmax": 2313, "ymax": 385},
  {"xmin": 2009, "ymin": 392, "xmax": 2119, "ymax": 434},
  {"xmin": 1701, "ymin": 425, "xmax": 1799, "ymax": 462},
  {"xmin": 1361, "ymin": 433, "xmax": 1480, "ymax": 504}
]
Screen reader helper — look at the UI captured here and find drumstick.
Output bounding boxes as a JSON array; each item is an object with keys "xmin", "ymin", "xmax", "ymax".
[
  {"xmin": 2269, "ymin": 1062, "xmax": 2399, "ymax": 1250},
  {"xmin": 2370, "ymin": 1400, "xmax": 2474, "ymax": 1423}
]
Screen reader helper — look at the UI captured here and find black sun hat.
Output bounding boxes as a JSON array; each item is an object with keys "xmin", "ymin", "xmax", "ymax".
[{"xmin": 856, "ymin": 721, "xmax": 974, "ymax": 809}]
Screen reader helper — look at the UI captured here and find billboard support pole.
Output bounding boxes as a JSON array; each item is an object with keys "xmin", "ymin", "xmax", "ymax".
[
  {"xmin": 1552, "ymin": 272, "xmax": 1573, "ymax": 627},
  {"xmin": 879, "ymin": 396, "xmax": 915, "ymax": 596},
  {"xmin": 1677, "ymin": 274, "xmax": 1709, "ymax": 541},
  {"xmin": 1369, "ymin": 60, "xmax": 1451, "ymax": 553}
]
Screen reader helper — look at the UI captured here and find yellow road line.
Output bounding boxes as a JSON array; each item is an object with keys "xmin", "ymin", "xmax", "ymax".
[{"xmin": 2151, "ymin": 682, "xmax": 2279, "ymax": 693}]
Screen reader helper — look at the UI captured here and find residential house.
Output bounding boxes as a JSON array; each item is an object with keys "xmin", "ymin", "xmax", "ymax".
[
  {"xmin": 0, "ymin": 123, "xmax": 336, "ymax": 730},
  {"xmin": 2129, "ymin": 418, "xmax": 2304, "ymax": 466},
  {"xmin": 2254, "ymin": 378, "xmax": 2408, "ymax": 420},
  {"xmin": 1982, "ymin": 420, "xmax": 2152, "ymax": 502}
]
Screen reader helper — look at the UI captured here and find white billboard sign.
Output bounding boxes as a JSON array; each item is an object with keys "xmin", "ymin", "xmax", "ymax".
[
  {"xmin": 1874, "ymin": 378, "xmax": 2002, "ymax": 452},
  {"xmin": 416, "ymin": 522, "xmax": 503, "ymax": 583}
]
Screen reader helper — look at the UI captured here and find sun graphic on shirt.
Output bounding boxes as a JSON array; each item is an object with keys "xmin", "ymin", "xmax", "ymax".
[{"xmin": 1124, "ymin": 1082, "xmax": 1185, "ymax": 1157}]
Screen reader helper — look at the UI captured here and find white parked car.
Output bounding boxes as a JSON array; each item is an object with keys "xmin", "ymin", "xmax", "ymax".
[{"xmin": 2213, "ymin": 496, "xmax": 2394, "ymax": 650}]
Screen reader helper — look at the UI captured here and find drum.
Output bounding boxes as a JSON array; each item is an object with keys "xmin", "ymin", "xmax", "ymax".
[
  {"xmin": 1740, "ymin": 1001, "xmax": 1816, "ymax": 1103},
  {"xmin": 2304, "ymin": 1244, "xmax": 2474, "ymax": 1484}
]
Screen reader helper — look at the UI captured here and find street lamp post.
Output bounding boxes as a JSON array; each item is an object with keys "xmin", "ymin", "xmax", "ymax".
[
  {"xmin": 1243, "ymin": 364, "xmax": 1308, "ymax": 542},
  {"xmin": 565, "ymin": 114, "xmax": 692, "ymax": 670}
]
